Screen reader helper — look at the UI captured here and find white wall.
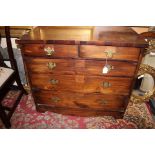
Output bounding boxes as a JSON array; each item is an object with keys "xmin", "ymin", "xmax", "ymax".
[{"xmin": 1, "ymin": 38, "xmax": 17, "ymax": 48}]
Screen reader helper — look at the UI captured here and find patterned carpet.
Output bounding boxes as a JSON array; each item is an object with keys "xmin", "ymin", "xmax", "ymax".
[{"xmin": 0, "ymin": 90, "xmax": 155, "ymax": 129}]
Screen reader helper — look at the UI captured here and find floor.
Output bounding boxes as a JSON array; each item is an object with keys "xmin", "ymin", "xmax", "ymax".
[{"xmin": 0, "ymin": 90, "xmax": 155, "ymax": 129}]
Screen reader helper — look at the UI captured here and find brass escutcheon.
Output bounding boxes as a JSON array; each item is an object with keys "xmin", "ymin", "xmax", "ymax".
[
  {"xmin": 51, "ymin": 97, "xmax": 61, "ymax": 103},
  {"xmin": 104, "ymin": 50, "xmax": 116, "ymax": 58},
  {"xmin": 47, "ymin": 62, "xmax": 56, "ymax": 70},
  {"xmin": 107, "ymin": 64, "xmax": 114, "ymax": 71},
  {"xmin": 44, "ymin": 47, "xmax": 55, "ymax": 56},
  {"xmin": 99, "ymin": 99, "xmax": 108, "ymax": 105},
  {"xmin": 102, "ymin": 82, "xmax": 112, "ymax": 88},
  {"xmin": 49, "ymin": 79, "xmax": 59, "ymax": 85}
]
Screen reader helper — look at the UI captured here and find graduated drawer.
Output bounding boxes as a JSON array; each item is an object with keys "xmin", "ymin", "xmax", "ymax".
[
  {"xmin": 22, "ymin": 44, "xmax": 78, "ymax": 58},
  {"xmin": 30, "ymin": 74, "xmax": 133, "ymax": 95},
  {"xmin": 25, "ymin": 58, "xmax": 137, "ymax": 77},
  {"xmin": 33, "ymin": 90, "xmax": 128, "ymax": 111},
  {"xmin": 80, "ymin": 45, "xmax": 140, "ymax": 61}
]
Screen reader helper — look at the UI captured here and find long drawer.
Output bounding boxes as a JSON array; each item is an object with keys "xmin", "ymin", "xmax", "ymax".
[
  {"xmin": 30, "ymin": 74, "xmax": 133, "ymax": 95},
  {"xmin": 33, "ymin": 90, "xmax": 128, "ymax": 111},
  {"xmin": 25, "ymin": 58, "xmax": 137, "ymax": 77},
  {"xmin": 80, "ymin": 45, "xmax": 140, "ymax": 61},
  {"xmin": 22, "ymin": 44, "xmax": 78, "ymax": 58},
  {"xmin": 36, "ymin": 104, "xmax": 124, "ymax": 118}
]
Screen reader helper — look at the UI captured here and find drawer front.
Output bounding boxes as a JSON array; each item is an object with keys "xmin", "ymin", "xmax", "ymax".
[
  {"xmin": 25, "ymin": 58, "xmax": 76, "ymax": 75},
  {"xmin": 30, "ymin": 74, "xmax": 133, "ymax": 95},
  {"xmin": 80, "ymin": 45, "xmax": 140, "ymax": 61},
  {"xmin": 77, "ymin": 59, "xmax": 137, "ymax": 77},
  {"xmin": 25, "ymin": 58, "xmax": 137, "ymax": 77},
  {"xmin": 23, "ymin": 44, "xmax": 78, "ymax": 58},
  {"xmin": 33, "ymin": 90, "xmax": 128, "ymax": 110},
  {"xmin": 37, "ymin": 105, "xmax": 124, "ymax": 118}
]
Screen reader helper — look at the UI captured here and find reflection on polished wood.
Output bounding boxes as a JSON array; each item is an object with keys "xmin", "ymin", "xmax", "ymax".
[{"xmin": 19, "ymin": 26, "xmax": 148, "ymax": 47}]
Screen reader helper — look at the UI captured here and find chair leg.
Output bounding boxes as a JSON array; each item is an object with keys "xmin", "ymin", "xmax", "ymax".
[
  {"xmin": 0, "ymin": 105, "xmax": 11, "ymax": 128},
  {"xmin": 16, "ymin": 77, "xmax": 28, "ymax": 95}
]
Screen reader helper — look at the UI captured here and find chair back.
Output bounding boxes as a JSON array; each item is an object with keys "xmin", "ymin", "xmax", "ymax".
[
  {"xmin": 0, "ymin": 33, "xmax": 6, "ymax": 66},
  {"xmin": 5, "ymin": 26, "xmax": 16, "ymax": 70}
]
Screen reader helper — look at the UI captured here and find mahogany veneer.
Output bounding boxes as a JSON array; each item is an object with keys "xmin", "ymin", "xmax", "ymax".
[
  {"xmin": 16, "ymin": 26, "xmax": 148, "ymax": 118},
  {"xmin": 25, "ymin": 58, "xmax": 137, "ymax": 76}
]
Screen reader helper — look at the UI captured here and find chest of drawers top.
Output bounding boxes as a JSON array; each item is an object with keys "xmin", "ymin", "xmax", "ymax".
[
  {"xmin": 17, "ymin": 26, "xmax": 147, "ymax": 47},
  {"xmin": 16, "ymin": 26, "xmax": 148, "ymax": 118},
  {"xmin": 17, "ymin": 26, "xmax": 147, "ymax": 62}
]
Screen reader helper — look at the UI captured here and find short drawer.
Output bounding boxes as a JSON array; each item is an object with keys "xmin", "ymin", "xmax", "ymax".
[
  {"xmin": 25, "ymin": 58, "xmax": 137, "ymax": 77},
  {"xmin": 80, "ymin": 45, "xmax": 140, "ymax": 61},
  {"xmin": 33, "ymin": 90, "xmax": 128, "ymax": 111},
  {"xmin": 22, "ymin": 44, "xmax": 78, "ymax": 58},
  {"xmin": 30, "ymin": 74, "xmax": 133, "ymax": 95}
]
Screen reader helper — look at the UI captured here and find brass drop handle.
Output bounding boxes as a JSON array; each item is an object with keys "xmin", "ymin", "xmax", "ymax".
[
  {"xmin": 47, "ymin": 62, "xmax": 56, "ymax": 70},
  {"xmin": 104, "ymin": 50, "xmax": 116, "ymax": 58},
  {"xmin": 44, "ymin": 47, "xmax": 55, "ymax": 56},
  {"xmin": 106, "ymin": 64, "xmax": 114, "ymax": 71},
  {"xmin": 49, "ymin": 79, "xmax": 59, "ymax": 85},
  {"xmin": 109, "ymin": 65, "xmax": 114, "ymax": 70},
  {"xmin": 99, "ymin": 99, "xmax": 108, "ymax": 105},
  {"xmin": 51, "ymin": 97, "xmax": 61, "ymax": 103},
  {"xmin": 102, "ymin": 82, "xmax": 112, "ymax": 88}
]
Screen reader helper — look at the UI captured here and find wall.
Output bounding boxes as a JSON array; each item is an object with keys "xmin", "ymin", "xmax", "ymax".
[
  {"xmin": 1, "ymin": 38, "xmax": 17, "ymax": 48},
  {"xmin": 131, "ymin": 27, "xmax": 149, "ymax": 34}
]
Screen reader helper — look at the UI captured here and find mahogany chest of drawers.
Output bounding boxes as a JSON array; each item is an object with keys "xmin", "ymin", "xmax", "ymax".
[{"xmin": 16, "ymin": 26, "xmax": 147, "ymax": 118}]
